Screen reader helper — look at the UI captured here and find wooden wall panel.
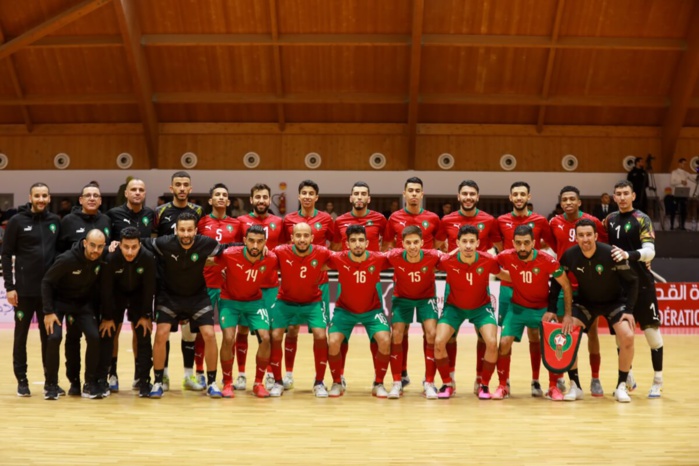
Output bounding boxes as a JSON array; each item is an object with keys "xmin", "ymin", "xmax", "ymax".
[
  {"xmin": 684, "ymin": 109, "xmax": 699, "ymax": 127},
  {"xmin": 156, "ymin": 104, "xmax": 278, "ymax": 123},
  {"xmin": 0, "ymin": 107, "xmax": 24, "ymax": 124},
  {"xmin": 0, "ymin": 0, "xmax": 88, "ymax": 37},
  {"xmin": 419, "ymin": 104, "xmax": 538, "ymax": 124},
  {"xmin": 28, "ymin": 105, "xmax": 141, "ymax": 124},
  {"xmin": 544, "ymin": 107, "xmax": 665, "ymax": 126},
  {"xmin": 0, "ymin": 61, "xmax": 17, "ymax": 95},
  {"xmin": 284, "ymin": 104, "xmax": 408, "ymax": 123}
]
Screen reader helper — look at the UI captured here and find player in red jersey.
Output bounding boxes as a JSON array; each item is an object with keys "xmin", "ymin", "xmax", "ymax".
[
  {"xmin": 434, "ymin": 225, "xmax": 511, "ymax": 399},
  {"xmin": 269, "ymin": 223, "xmax": 333, "ymax": 397},
  {"xmin": 325, "ymin": 225, "xmax": 392, "ymax": 398},
  {"xmin": 195, "ymin": 183, "xmax": 242, "ymax": 387},
  {"xmin": 493, "ymin": 225, "xmax": 573, "ymax": 401},
  {"xmin": 279, "ymin": 180, "xmax": 335, "ymax": 391},
  {"xmin": 216, "ymin": 225, "xmax": 278, "ymax": 398},
  {"xmin": 497, "ymin": 181, "xmax": 558, "ymax": 397},
  {"xmin": 234, "ymin": 184, "xmax": 284, "ymax": 391},
  {"xmin": 332, "ymin": 181, "xmax": 386, "ymax": 252},
  {"xmin": 435, "ymin": 179, "xmax": 503, "ymax": 395},
  {"xmin": 549, "ymin": 185, "xmax": 607, "ymax": 398}
]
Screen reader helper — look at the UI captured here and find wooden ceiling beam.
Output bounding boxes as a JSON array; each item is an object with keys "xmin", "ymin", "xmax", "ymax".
[
  {"xmin": 0, "ymin": 24, "xmax": 32, "ymax": 132},
  {"xmin": 407, "ymin": 0, "xmax": 425, "ymax": 169},
  {"xmin": 536, "ymin": 0, "xmax": 566, "ymax": 133},
  {"xmin": 421, "ymin": 94, "xmax": 669, "ymax": 107},
  {"xmin": 268, "ymin": 0, "xmax": 286, "ymax": 131},
  {"xmin": 113, "ymin": 0, "xmax": 159, "ymax": 169},
  {"xmin": 154, "ymin": 92, "xmax": 407, "ymax": 105},
  {"xmin": 660, "ymin": 4, "xmax": 699, "ymax": 172},
  {"xmin": 0, "ymin": 0, "xmax": 112, "ymax": 60},
  {"xmin": 0, "ymin": 94, "xmax": 137, "ymax": 105},
  {"xmin": 31, "ymin": 35, "xmax": 123, "ymax": 48}
]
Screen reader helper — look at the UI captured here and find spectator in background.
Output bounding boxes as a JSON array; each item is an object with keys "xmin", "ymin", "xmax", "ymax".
[
  {"xmin": 156, "ymin": 196, "xmax": 167, "ymax": 207},
  {"xmin": 593, "ymin": 193, "xmax": 616, "ymax": 221},
  {"xmin": 325, "ymin": 201, "xmax": 338, "ymax": 220},
  {"xmin": 439, "ymin": 201, "xmax": 453, "ymax": 219},
  {"xmin": 547, "ymin": 204, "xmax": 563, "ymax": 221},
  {"xmin": 383, "ymin": 200, "xmax": 400, "ymax": 220},
  {"xmin": 231, "ymin": 197, "xmax": 246, "ymax": 217},
  {"xmin": 670, "ymin": 158, "xmax": 696, "ymax": 230},
  {"xmin": 627, "ymin": 157, "xmax": 649, "ymax": 213},
  {"xmin": 57, "ymin": 199, "xmax": 73, "ymax": 219}
]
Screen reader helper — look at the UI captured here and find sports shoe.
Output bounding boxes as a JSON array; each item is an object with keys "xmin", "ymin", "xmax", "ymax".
[
  {"xmin": 149, "ymin": 382, "xmax": 164, "ymax": 399},
  {"xmin": 264, "ymin": 372, "xmax": 275, "ymax": 391},
  {"xmin": 531, "ymin": 380, "xmax": 544, "ymax": 397},
  {"xmin": 424, "ymin": 383, "xmax": 438, "ymax": 400},
  {"xmin": 182, "ymin": 375, "xmax": 205, "ymax": 391},
  {"xmin": 545, "ymin": 386, "xmax": 564, "ymax": 401},
  {"xmin": 589, "ymin": 378, "xmax": 603, "ymax": 397},
  {"xmin": 196, "ymin": 372, "xmax": 206, "ymax": 389},
  {"xmin": 563, "ymin": 381, "xmax": 584, "ymax": 401},
  {"xmin": 557, "ymin": 377, "xmax": 567, "ymax": 393},
  {"xmin": 401, "ymin": 372, "xmax": 411, "ymax": 388},
  {"xmin": 313, "ymin": 383, "xmax": 329, "ymax": 398},
  {"xmin": 17, "ymin": 380, "xmax": 31, "ymax": 397},
  {"xmin": 207, "ymin": 382, "xmax": 223, "ymax": 398},
  {"xmin": 372, "ymin": 383, "xmax": 388, "ymax": 398},
  {"xmin": 341, "ymin": 375, "xmax": 347, "ymax": 390},
  {"xmin": 437, "ymin": 384, "xmax": 454, "ymax": 399},
  {"xmin": 68, "ymin": 381, "xmax": 81, "ymax": 397},
  {"xmin": 162, "ymin": 375, "xmax": 170, "ymax": 391},
  {"xmin": 478, "ymin": 385, "xmax": 492, "ymax": 400},
  {"xmin": 614, "ymin": 382, "xmax": 631, "ymax": 403},
  {"xmin": 283, "ymin": 374, "xmax": 295, "ymax": 390},
  {"xmin": 44, "ymin": 384, "xmax": 59, "ymax": 400},
  {"xmin": 648, "ymin": 378, "xmax": 663, "ymax": 398},
  {"xmin": 221, "ymin": 382, "xmax": 234, "ymax": 398},
  {"xmin": 98, "ymin": 379, "xmax": 110, "ymax": 397},
  {"xmin": 328, "ymin": 382, "xmax": 344, "ymax": 397},
  {"xmin": 132, "ymin": 378, "xmax": 140, "ymax": 390},
  {"xmin": 233, "ymin": 374, "xmax": 247, "ymax": 391},
  {"xmin": 44, "ymin": 382, "xmax": 66, "ymax": 397},
  {"xmin": 626, "ymin": 371, "xmax": 636, "ymax": 392},
  {"xmin": 491, "ymin": 385, "xmax": 509, "ymax": 400},
  {"xmin": 108, "ymin": 375, "xmax": 119, "ymax": 393},
  {"xmin": 138, "ymin": 382, "xmax": 152, "ymax": 398},
  {"xmin": 253, "ymin": 383, "xmax": 270, "ymax": 398},
  {"xmin": 473, "ymin": 376, "xmax": 482, "ymax": 395},
  {"xmin": 269, "ymin": 382, "xmax": 285, "ymax": 397},
  {"xmin": 82, "ymin": 382, "xmax": 103, "ymax": 399},
  {"xmin": 387, "ymin": 382, "xmax": 403, "ymax": 399}
]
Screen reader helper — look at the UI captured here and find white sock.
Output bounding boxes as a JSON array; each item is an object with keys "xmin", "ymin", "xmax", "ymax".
[
  {"xmin": 286, "ymin": 371, "xmax": 293, "ymax": 378},
  {"xmin": 184, "ymin": 368, "xmax": 193, "ymax": 378}
]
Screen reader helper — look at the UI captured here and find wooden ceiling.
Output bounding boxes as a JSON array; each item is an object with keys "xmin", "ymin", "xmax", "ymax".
[{"xmin": 1, "ymin": 0, "xmax": 699, "ymax": 170}]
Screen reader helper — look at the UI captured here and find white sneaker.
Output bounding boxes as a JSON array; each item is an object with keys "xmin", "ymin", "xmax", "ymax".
[
  {"xmin": 590, "ymin": 378, "xmax": 604, "ymax": 397},
  {"xmin": 341, "ymin": 375, "xmax": 347, "ymax": 390},
  {"xmin": 387, "ymin": 382, "xmax": 402, "ymax": 399},
  {"xmin": 614, "ymin": 382, "xmax": 631, "ymax": 403},
  {"xmin": 557, "ymin": 377, "xmax": 567, "ymax": 393},
  {"xmin": 162, "ymin": 375, "xmax": 170, "ymax": 392},
  {"xmin": 626, "ymin": 371, "xmax": 637, "ymax": 392},
  {"xmin": 264, "ymin": 372, "xmax": 275, "ymax": 391},
  {"xmin": 563, "ymin": 381, "xmax": 584, "ymax": 401},
  {"xmin": 648, "ymin": 378, "xmax": 663, "ymax": 398},
  {"xmin": 473, "ymin": 376, "xmax": 481, "ymax": 395},
  {"xmin": 269, "ymin": 382, "xmax": 284, "ymax": 397},
  {"xmin": 233, "ymin": 374, "xmax": 247, "ymax": 391},
  {"xmin": 182, "ymin": 375, "xmax": 205, "ymax": 391},
  {"xmin": 328, "ymin": 382, "xmax": 344, "ymax": 397},
  {"xmin": 313, "ymin": 383, "xmax": 328, "ymax": 398},
  {"xmin": 282, "ymin": 374, "xmax": 294, "ymax": 390},
  {"xmin": 372, "ymin": 383, "xmax": 388, "ymax": 398},
  {"xmin": 531, "ymin": 380, "xmax": 544, "ymax": 397},
  {"xmin": 131, "ymin": 378, "xmax": 140, "ymax": 390},
  {"xmin": 424, "ymin": 383, "xmax": 438, "ymax": 400}
]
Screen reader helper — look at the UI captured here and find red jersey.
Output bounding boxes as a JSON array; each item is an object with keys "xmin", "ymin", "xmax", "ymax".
[
  {"xmin": 386, "ymin": 248, "xmax": 442, "ymax": 300},
  {"xmin": 437, "ymin": 252, "xmax": 501, "ymax": 310},
  {"xmin": 436, "ymin": 209, "xmax": 501, "ymax": 252},
  {"xmin": 273, "ymin": 244, "xmax": 332, "ymax": 304},
  {"xmin": 497, "ymin": 211, "xmax": 555, "ymax": 250},
  {"xmin": 197, "ymin": 214, "xmax": 242, "ymax": 289},
  {"xmin": 497, "ymin": 249, "xmax": 563, "ymax": 309},
  {"xmin": 326, "ymin": 251, "xmax": 388, "ymax": 313},
  {"xmin": 549, "ymin": 212, "xmax": 608, "ymax": 259},
  {"xmin": 333, "ymin": 210, "xmax": 387, "ymax": 252},
  {"xmin": 216, "ymin": 247, "xmax": 278, "ymax": 302},
  {"xmin": 281, "ymin": 209, "xmax": 335, "ymax": 245},
  {"xmin": 384, "ymin": 208, "xmax": 441, "ymax": 249},
  {"xmin": 238, "ymin": 212, "xmax": 283, "ymax": 287}
]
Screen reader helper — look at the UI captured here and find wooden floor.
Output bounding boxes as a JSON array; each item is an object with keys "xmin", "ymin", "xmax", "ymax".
[{"xmin": 1, "ymin": 328, "xmax": 698, "ymax": 465}]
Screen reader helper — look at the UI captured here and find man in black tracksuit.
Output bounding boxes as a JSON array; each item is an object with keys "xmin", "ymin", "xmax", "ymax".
[
  {"xmin": 99, "ymin": 226, "xmax": 156, "ymax": 397},
  {"xmin": 1, "ymin": 183, "xmax": 61, "ymax": 397},
  {"xmin": 42, "ymin": 229, "xmax": 106, "ymax": 400}
]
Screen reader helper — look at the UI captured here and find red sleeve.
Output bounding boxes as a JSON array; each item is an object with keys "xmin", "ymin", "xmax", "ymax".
[
  {"xmin": 487, "ymin": 256, "xmax": 501, "ymax": 275},
  {"xmin": 324, "ymin": 217, "xmax": 336, "ymax": 244},
  {"xmin": 384, "ymin": 217, "xmax": 397, "ymax": 244},
  {"xmin": 595, "ymin": 218, "xmax": 609, "ymax": 244},
  {"xmin": 540, "ymin": 218, "xmax": 556, "ymax": 250},
  {"xmin": 436, "ymin": 219, "xmax": 448, "ymax": 241},
  {"xmin": 488, "ymin": 220, "xmax": 501, "ymax": 247}
]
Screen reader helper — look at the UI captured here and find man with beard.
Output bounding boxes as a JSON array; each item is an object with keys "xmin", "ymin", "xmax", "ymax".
[
  {"xmin": 236, "ymin": 184, "xmax": 284, "ymax": 391},
  {"xmin": 2, "ymin": 183, "xmax": 62, "ymax": 397}
]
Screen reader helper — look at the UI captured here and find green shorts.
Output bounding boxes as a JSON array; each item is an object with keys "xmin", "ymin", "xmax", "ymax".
[
  {"xmin": 497, "ymin": 285, "xmax": 513, "ymax": 327},
  {"xmin": 439, "ymin": 303, "xmax": 497, "ymax": 332},
  {"xmin": 272, "ymin": 300, "xmax": 326, "ymax": 330},
  {"xmin": 289, "ymin": 283, "xmax": 330, "ymax": 327},
  {"xmin": 219, "ymin": 298, "xmax": 270, "ymax": 332},
  {"xmin": 207, "ymin": 288, "xmax": 221, "ymax": 310},
  {"xmin": 391, "ymin": 296, "xmax": 439, "ymax": 324},
  {"xmin": 329, "ymin": 307, "xmax": 390, "ymax": 341},
  {"xmin": 501, "ymin": 304, "xmax": 545, "ymax": 342}
]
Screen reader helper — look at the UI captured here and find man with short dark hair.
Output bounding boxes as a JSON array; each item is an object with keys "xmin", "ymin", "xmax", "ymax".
[{"xmin": 627, "ymin": 157, "xmax": 649, "ymax": 213}]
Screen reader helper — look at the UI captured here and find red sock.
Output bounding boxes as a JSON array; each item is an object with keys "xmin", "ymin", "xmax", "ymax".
[
  {"xmin": 270, "ymin": 340, "xmax": 283, "ymax": 381},
  {"xmin": 548, "ymin": 369, "xmax": 559, "ymax": 389},
  {"xmin": 496, "ymin": 352, "xmax": 511, "ymax": 386},
  {"xmin": 590, "ymin": 353, "xmax": 601, "ymax": 379},
  {"xmin": 221, "ymin": 358, "xmax": 234, "ymax": 384},
  {"xmin": 370, "ymin": 339, "xmax": 378, "ymax": 367},
  {"xmin": 529, "ymin": 341, "xmax": 541, "ymax": 380},
  {"xmin": 446, "ymin": 340, "xmax": 457, "ymax": 373},
  {"xmin": 284, "ymin": 336, "xmax": 298, "ymax": 372},
  {"xmin": 374, "ymin": 351, "xmax": 390, "ymax": 384},
  {"xmin": 390, "ymin": 343, "xmax": 403, "ymax": 382},
  {"xmin": 235, "ymin": 333, "xmax": 248, "ymax": 373},
  {"xmin": 436, "ymin": 357, "xmax": 452, "ymax": 384},
  {"xmin": 481, "ymin": 360, "xmax": 496, "ymax": 386},
  {"xmin": 476, "ymin": 339, "xmax": 486, "ymax": 378},
  {"xmin": 424, "ymin": 343, "xmax": 436, "ymax": 383},
  {"xmin": 254, "ymin": 354, "xmax": 269, "ymax": 384},
  {"xmin": 401, "ymin": 334, "xmax": 409, "ymax": 373},
  {"xmin": 313, "ymin": 339, "xmax": 328, "ymax": 383},
  {"xmin": 329, "ymin": 352, "xmax": 343, "ymax": 383},
  {"xmin": 194, "ymin": 333, "xmax": 205, "ymax": 372},
  {"xmin": 340, "ymin": 340, "xmax": 349, "ymax": 375}
]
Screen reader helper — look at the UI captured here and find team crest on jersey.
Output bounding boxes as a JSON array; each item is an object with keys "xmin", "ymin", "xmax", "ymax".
[
  {"xmin": 94, "ymin": 265, "xmax": 101, "ymax": 275},
  {"xmin": 270, "ymin": 223, "xmax": 277, "ymax": 230},
  {"xmin": 16, "ymin": 311, "xmax": 24, "ymax": 321},
  {"xmin": 311, "ymin": 259, "xmax": 319, "ymax": 268},
  {"xmin": 367, "ymin": 220, "xmax": 374, "ymax": 226},
  {"xmin": 624, "ymin": 222, "xmax": 632, "ymax": 232},
  {"xmin": 191, "ymin": 253, "xmax": 199, "ymax": 262},
  {"xmin": 421, "ymin": 220, "xmax": 429, "ymax": 229},
  {"xmin": 49, "ymin": 224, "xmax": 57, "ymax": 234},
  {"xmin": 595, "ymin": 264, "xmax": 604, "ymax": 275},
  {"xmin": 260, "ymin": 265, "xmax": 267, "ymax": 273},
  {"xmin": 478, "ymin": 223, "xmax": 484, "ymax": 230},
  {"xmin": 315, "ymin": 222, "xmax": 322, "ymax": 230},
  {"xmin": 136, "ymin": 267, "xmax": 144, "ymax": 274},
  {"xmin": 67, "ymin": 315, "xmax": 75, "ymax": 325},
  {"xmin": 421, "ymin": 266, "xmax": 428, "ymax": 273},
  {"xmin": 533, "ymin": 267, "xmax": 540, "ymax": 275},
  {"xmin": 104, "ymin": 227, "xmax": 110, "ymax": 236},
  {"xmin": 142, "ymin": 217, "xmax": 150, "ymax": 226},
  {"xmin": 226, "ymin": 225, "xmax": 233, "ymax": 232},
  {"xmin": 477, "ymin": 267, "xmax": 484, "ymax": 275},
  {"xmin": 368, "ymin": 265, "xmax": 376, "ymax": 274},
  {"xmin": 528, "ymin": 222, "xmax": 534, "ymax": 228}
]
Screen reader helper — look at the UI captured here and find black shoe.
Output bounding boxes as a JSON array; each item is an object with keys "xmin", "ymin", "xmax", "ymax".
[
  {"xmin": 57, "ymin": 385, "xmax": 66, "ymax": 397},
  {"xmin": 98, "ymin": 379, "xmax": 111, "ymax": 398},
  {"xmin": 139, "ymin": 382, "xmax": 152, "ymax": 398},
  {"xmin": 68, "ymin": 381, "xmax": 81, "ymax": 396},
  {"xmin": 17, "ymin": 380, "xmax": 31, "ymax": 397},
  {"xmin": 44, "ymin": 384, "xmax": 59, "ymax": 400},
  {"xmin": 82, "ymin": 382, "xmax": 103, "ymax": 400}
]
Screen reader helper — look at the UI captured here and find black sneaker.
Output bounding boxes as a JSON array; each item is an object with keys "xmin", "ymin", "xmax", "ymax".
[
  {"xmin": 138, "ymin": 382, "xmax": 152, "ymax": 398},
  {"xmin": 98, "ymin": 379, "xmax": 111, "ymax": 398},
  {"xmin": 82, "ymin": 382, "xmax": 103, "ymax": 400},
  {"xmin": 17, "ymin": 379, "xmax": 31, "ymax": 397},
  {"xmin": 57, "ymin": 385, "xmax": 66, "ymax": 397},
  {"xmin": 44, "ymin": 384, "xmax": 59, "ymax": 400},
  {"xmin": 68, "ymin": 381, "xmax": 81, "ymax": 396}
]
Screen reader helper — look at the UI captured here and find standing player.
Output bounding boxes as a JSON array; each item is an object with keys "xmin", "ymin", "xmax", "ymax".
[
  {"xmin": 606, "ymin": 180, "xmax": 664, "ymax": 397},
  {"xmin": 549, "ymin": 186, "xmax": 608, "ymax": 397},
  {"xmin": 326, "ymin": 225, "xmax": 391, "ymax": 397},
  {"xmin": 236, "ymin": 184, "xmax": 284, "ymax": 391},
  {"xmin": 435, "ymin": 179, "xmax": 503, "ymax": 394},
  {"xmin": 270, "ymin": 223, "xmax": 333, "ymax": 397},
  {"xmin": 279, "ymin": 180, "xmax": 335, "ymax": 390},
  {"xmin": 494, "ymin": 225, "xmax": 573, "ymax": 401},
  {"xmin": 434, "ymin": 225, "xmax": 510, "ymax": 399},
  {"xmin": 216, "ymin": 225, "xmax": 278, "ymax": 398},
  {"xmin": 552, "ymin": 219, "xmax": 638, "ymax": 402},
  {"xmin": 497, "ymin": 181, "xmax": 557, "ymax": 397},
  {"xmin": 1, "ymin": 183, "xmax": 61, "ymax": 397}
]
